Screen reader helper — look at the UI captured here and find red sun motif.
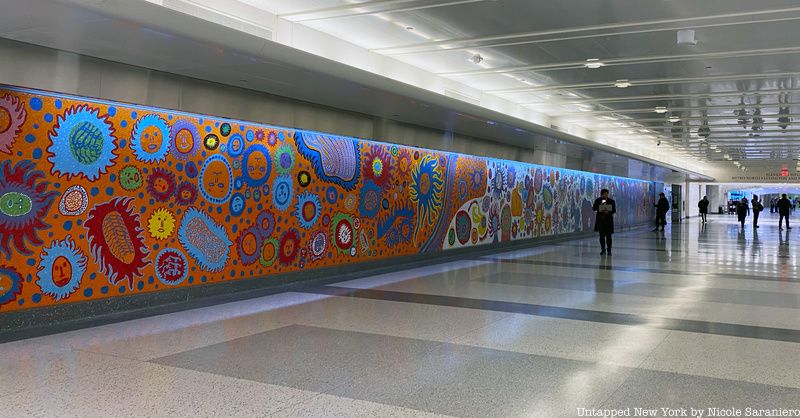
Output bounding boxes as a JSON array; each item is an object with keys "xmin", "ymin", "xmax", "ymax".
[
  {"xmin": 0, "ymin": 94, "xmax": 26, "ymax": 154},
  {"xmin": 155, "ymin": 248, "xmax": 188, "ymax": 285},
  {"xmin": 0, "ymin": 160, "xmax": 58, "ymax": 259},
  {"xmin": 363, "ymin": 145, "xmax": 392, "ymax": 189},
  {"xmin": 175, "ymin": 181, "xmax": 197, "ymax": 206},
  {"xmin": 278, "ymin": 228, "xmax": 300, "ymax": 266},
  {"xmin": 84, "ymin": 197, "xmax": 150, "ymax": 289},
  {"xmin": 146, "ymin": 167, "xmax": 176, "ymax": 202}
]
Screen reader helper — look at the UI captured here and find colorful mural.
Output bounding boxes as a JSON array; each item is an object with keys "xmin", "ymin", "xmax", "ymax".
[{"xmin": 0, "ymin": 85, "xmax": 655, "ymax": 313}]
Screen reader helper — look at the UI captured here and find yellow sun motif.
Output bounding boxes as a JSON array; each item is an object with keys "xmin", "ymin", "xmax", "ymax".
[{"xmin": 148, "ymin": 208, "xmax": 176, "ymax": 240}]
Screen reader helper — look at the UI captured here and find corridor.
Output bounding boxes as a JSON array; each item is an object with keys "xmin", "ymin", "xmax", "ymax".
[{"xmin": 2, "ymin": 216, "xmax": 799, "ymax": 417}]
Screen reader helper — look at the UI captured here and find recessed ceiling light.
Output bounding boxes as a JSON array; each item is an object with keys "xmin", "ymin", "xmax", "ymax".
[
  {"xmin": 654, "ymin": 106, "xmax": 668, "ymax": 114},
  {"xmin": 668, "ymin": 115, "xmax": 680, "ymax": 122},
  {"xmin": 614, "ymin": 79, "xmax": 631, "ymax": 88},
  {"xmin": 585, "ymin": 58, "xmax": 605, "ymax": 69}
]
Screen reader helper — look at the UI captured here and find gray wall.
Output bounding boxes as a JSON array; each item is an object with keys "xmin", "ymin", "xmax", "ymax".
[{"xmin": 0, "ymin": 37, "xmax": 670, "ymax": 181}]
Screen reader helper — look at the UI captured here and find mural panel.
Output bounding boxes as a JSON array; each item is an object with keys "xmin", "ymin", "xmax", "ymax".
[{"xmin": 0, "ymin": 85, "xmax": 654, "ymax": 312}]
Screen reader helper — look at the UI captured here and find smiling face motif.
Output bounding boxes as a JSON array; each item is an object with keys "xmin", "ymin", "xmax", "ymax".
[
  {"xmin": 174, "ymin": 129, "xmax": 194, "ymax": 154},
  {"xmin": 142, "ymin": 125, "xmax": 164, "ymax": 153},
  {"xmin": 148, "ymin": 208, "xmax": 176, "ymax": 240}
]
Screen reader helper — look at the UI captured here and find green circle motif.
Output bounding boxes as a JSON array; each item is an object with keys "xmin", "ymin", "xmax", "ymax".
[
  {"xmin": 119, "ymin": 166, "xmax": 143, "ymax": 191},
  {"xmin": 0, "ymin": 192, "xmax": 32, "ymax": 217},
  {"xmin": 69, "ymin": 121, "xmax": 104, "ymax": 165}
]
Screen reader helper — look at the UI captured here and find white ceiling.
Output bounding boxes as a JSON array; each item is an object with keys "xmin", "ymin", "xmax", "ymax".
[
  {"xmin": 14, "ymin": 0, "xmax": 799, "ymax": 179},
  {"xmin": 238, "ymin": 0, "xmax": 800, "ymax": 174}
]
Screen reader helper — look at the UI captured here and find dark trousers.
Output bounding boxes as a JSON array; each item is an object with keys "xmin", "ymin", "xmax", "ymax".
[
  {"xmin": 599, "ymin": 233, "xmax": 612, "ymax": 251},
  {"xmin": 700, "ymin": 212, "xmax": 707, "ymax": 222},
  {"xmin": 655, "ymin": 213, "xmax": 666, "ymax": 229},
  {"xmin": 780, "ymin": 214, "xmax": 790, "ymax": 229},
  {"xmin": 753, "ymin": 211, "xmax": 759, "ymax": 227}
]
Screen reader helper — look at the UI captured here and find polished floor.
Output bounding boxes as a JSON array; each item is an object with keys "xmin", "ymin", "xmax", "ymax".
[{"xmin": 2, "ymin": 214, "xmax": 800, "ymax": 417}]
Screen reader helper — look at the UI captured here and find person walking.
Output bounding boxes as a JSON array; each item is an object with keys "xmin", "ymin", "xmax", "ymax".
[
  {"xmin": 592, "ymin": 188, "xmax": 616, "ymax": 256},
  {"xmin": 736, "ymin": 197, "xmax": 748, "ymax": 229},
  {"xmin": 698, "ymin": 196, "xmax": 709, "ymax": 223},
  {"xmin": 654, "ymin": 192, "xmax": 669, "ymax": 231},
  {"xmin": 778, "ymin": 193, "xmax": 792, "ymax": 230},
  {"xmin": 752, "ymin": 195, "xmax": 763, "ymax": 228}
]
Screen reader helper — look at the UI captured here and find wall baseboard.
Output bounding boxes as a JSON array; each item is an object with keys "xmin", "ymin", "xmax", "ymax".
[{"xmin": 0, "ymin": 223, "xmax": 650, "ymax": 343}]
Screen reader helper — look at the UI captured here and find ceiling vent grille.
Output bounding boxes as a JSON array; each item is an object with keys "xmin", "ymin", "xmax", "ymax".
[{"xmin": 163, "ymin": 0, "xmax": 273, "ymax": 41}]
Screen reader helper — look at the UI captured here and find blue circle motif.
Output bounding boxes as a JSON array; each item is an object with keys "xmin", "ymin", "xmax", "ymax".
[
  {"xmin": 242, "ymin": 144, "xmax": 271, "ymax": 188},
  {"xmin": 229, "ymin": 193, "xmax": 246, "ymax": 217},
  {"xmin": 185, "ymin": 162, "xmax": 198, "ymax": 178},
  {"xmin": 0, "ymin": 266, "xmax": 23, "ymax": 306},
  {"xmin": 295, "ymin": 192, "xmax": 322, "ymax": 229},
  {"xmin": 36, "ymin": 236, "xmax": 87, "ymax": 302},
  {"xmin": 326, "ymin": 186, "xmax": 338, "ymax": 204},
  {"xmin": 199, "ymin": 154, "xmax": 233, "ymax": 205},
  {"xmin": 272, "ymin": 175, "xmax": 294, "ymax": 212},
  {"xmin": 130, "ymin": 114, "xmax": 170, "ymax": 163},
  {"xmin": 228, "ymin": 133, "xmax": 245, "ymax": 157},
  {"xmin": 359, "ymin": 179, "xmax": 382, "ymax": 219},
  {"xmin": 47, "ymin": 105, "xmax": 117, "ymax": 180}
]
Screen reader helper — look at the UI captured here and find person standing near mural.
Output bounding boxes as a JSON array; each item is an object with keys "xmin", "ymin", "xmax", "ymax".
[
  {"xmin": 654, "ymin": 193, "xmax": 669, "ymax": 231},
  {"xmin": 593, "ymin": 188, "xmax": 616, "ymax": 256},
  {"xmin": 778, "ymin": 193, "xmax": 792, "ymax": 230},
  {"xmin": 736, "ymin": 197, "xmax": 749, "ymax": 229},
  {"xmin": 751, "ymin": 195, "xmax": 763, "ymax": 228},
  {"xmin": 698, "ymin": 196, "xmax": 709, "ymax": 223}
]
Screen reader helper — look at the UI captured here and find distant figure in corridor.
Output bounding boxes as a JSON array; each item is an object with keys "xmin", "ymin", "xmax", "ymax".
[
  {"xmin": 778, "ymin": 193, "xmax": 793, "ymax": 230},
  {"xmin": 654, "ymin": 192, "xmax": 669, "ymax": 231},
  {"xmin": 698, "ymin": 196, "xmax": 709, "ymax": 223},
  {"xmin": 736, "ymin": 197, "xmax": 749, "ymax": 229},
  {"xmin": 751, "ymin": 195, "xmax": 763, "ymax": 228},
  {"xmin": 592, "ymin": 188, "xmax": 616, "ymax": 256}
]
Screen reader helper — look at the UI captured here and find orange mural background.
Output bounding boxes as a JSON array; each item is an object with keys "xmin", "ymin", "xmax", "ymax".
[{"xmin": 0, "ymin": 85, "xmax": 654, "ymax": 313}]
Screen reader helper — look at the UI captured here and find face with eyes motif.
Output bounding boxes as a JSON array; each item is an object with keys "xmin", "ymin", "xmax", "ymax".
[
  {"xmin": 119, "ymin": 166, "xmax": 142, "ymax": 191},
  {"xmin": 247, "ymin": 151, "xmax": 268, "ymax": 182},
  {"xmin": 142, "ymin": 125, "xmax": 164, "ymax": 153},
  {"xmin": 148, "ymin": 208, "xmax": 176, "ymax": 240},
  {"xmin": 174, "ymin": 128, "xmax": 194, "ymax": 154},
  {"xmin": 202, "ymin": 159, "xmax": 231, "ymax": 201},
  {"xmin": 241, "ymin": 231, "xmax": 258, "ymax": 256},
  {"xmin": 0, "ymin": 192, "xmax": 31, "ymax": 217},
  {"xmin": 51, "ymin": 256, "xmax": 73, "ymax": 287}
]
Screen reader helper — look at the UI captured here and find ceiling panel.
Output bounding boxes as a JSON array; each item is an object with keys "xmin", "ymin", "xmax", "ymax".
[{"xmin": 250, "ymin": 0, "xmax": 800, "ymax": 173}]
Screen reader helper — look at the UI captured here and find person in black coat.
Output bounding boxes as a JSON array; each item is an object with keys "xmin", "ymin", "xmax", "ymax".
[
  {"xmin": 592, "ymin": 188, "xmax": 616, "ymax": 256},
  {"xmin": 698, "ymin": 196, "xmax": 709, "ymax": 223},
  {"xmin": 654, "ymin": 193, "xmax": 669, "ymax": 231},
  {"xmin": 777, "ymin": 193, "xmax": 792, "ymax": 230},
  {"xmin": 751, "ymin": 195, "xmax": 763, "ymax": 228},
  {"xmin": 736, "ymin": 197, "xmax": 748, "ymax": 229}
]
